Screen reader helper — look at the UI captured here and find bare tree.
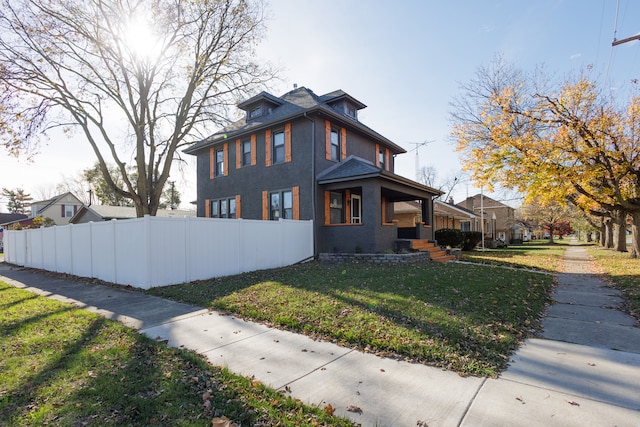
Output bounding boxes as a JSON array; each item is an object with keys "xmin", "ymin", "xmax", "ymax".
[{"xmin": 0, "ymin": 0, "xmax": 275, "ymax": 216}]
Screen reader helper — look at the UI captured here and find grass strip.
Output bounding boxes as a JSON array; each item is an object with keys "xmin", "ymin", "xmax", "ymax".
[
  {"xmin": 587, "ymin": 246, "xmax": 640, "ymax": 320},
  {"xmin": 460, "ymin": 241, "xmax": 567, "ymax": 272},
  {"xmin": 150, "ymin": 261, "xmax": 554, "ymax": 377},
  {"xmin": 0, "ymin": 281, "xmax": 355, "ymax": 426}
]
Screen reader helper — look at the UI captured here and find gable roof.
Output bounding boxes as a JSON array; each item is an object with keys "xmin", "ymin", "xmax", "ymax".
[
  {"xmin": 184, "ymin": 87, "xmax": 406, "ymax": 155},
  {"xmin": 316, "ymin": 155, "xmax": 442, "ymax": 197},
  {"xmin": 30, "ymin": 192, "xmax": 82, "ymax": 212},
  {"xmin": 434, "ymin": 200, "xmax": 478, "ymax": 219},
  {"xmin": 316, "ymin": 155, "xmax": 380, "ymax": 182},
  {"xmin": 457, "ymin": 194, "xmax": 514, "ymax": 212},
  {"xmin": 0, "ymin": 213, "xmax": 29, "ymax": 227}
]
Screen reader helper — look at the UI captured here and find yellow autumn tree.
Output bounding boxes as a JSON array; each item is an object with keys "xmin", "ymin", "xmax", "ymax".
[{"xmin": 451, "ymin": 56, "xmax": 640, "ymax": 256}]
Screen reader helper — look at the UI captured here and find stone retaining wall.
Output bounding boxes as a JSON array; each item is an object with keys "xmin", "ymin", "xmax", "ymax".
[{"xmin": 318, "ymin": 252, "xmax": 431, "ymax": 264}]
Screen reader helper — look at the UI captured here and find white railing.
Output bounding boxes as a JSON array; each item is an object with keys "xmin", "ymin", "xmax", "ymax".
[{"xmin": 3, "ymin": 216, "xmax": 314, "ymax": 289}]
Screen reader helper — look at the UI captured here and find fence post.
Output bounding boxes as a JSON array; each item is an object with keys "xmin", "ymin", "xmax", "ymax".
[
  {"xmin": 89, "ymin": 221, "xmax": 94, "ymax": 279},
  {"xmin": 111, "ymin": 219, "xmax": 118, "ymax": 284}
]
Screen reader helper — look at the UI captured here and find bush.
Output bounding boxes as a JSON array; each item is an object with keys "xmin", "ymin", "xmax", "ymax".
[
  {"xmin": 435, "ymin": 228, "xmax": 464, "ymax": 248},
  {"xmin": 462, "ymin": 231, "xmax": 483, "ymax": 251}
]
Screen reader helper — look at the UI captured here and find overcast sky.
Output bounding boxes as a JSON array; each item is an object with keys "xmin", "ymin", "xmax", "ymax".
[{"xmin": 2, "ymin": 0, "xmax": 640, "ymax": 211}]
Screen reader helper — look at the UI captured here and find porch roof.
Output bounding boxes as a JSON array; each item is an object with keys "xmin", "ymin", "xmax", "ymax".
[{"xmin": 317, "ymin": 156, "xmax": 443, "ymax": 200}]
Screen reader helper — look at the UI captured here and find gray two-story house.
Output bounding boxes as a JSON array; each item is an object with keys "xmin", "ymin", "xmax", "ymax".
[{"xmin": 185, "ymin": 87, "xmax": 442, "ymax": 254}]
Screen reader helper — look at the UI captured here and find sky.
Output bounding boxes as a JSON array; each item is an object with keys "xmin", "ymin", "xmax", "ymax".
[{"xmin": 2, "ymin": 0, "xmax": 640, "ymax": 212}]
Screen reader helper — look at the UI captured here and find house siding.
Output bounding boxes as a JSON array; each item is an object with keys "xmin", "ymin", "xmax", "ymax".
[{"xmin": 196, "ymin": 117, "xmax": 315, "ymax": 222}]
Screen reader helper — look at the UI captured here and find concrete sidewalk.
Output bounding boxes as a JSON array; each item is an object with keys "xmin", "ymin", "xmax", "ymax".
[{"xmin": 1, "ymin": 246, "xmax": 639, "ymax": 426}]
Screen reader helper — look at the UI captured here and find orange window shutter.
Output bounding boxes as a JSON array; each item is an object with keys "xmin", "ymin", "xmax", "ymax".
[
  {"xmin": 385, "ymin": 148, "xmax": 390, "ymax": 171},
  {"xmin": 235, "ymin": 195, "xmax": 241, "ymax": 219},
  {"xmin": 324, "ymin": 191, "xmax": 331, "ymax": 225},
  {"xmin": 223, "ymin": 143, "xmax": 229, "ymax": 176},
  {"xmin": 235, "ymin": 139, "xmax": 241, "ymax": 169},
  {"xmin": 341, "ymin": 127, "xmax": 347, "ymax": 160},
  {"xmin": 265, "ymin": 130, "xmax": 272, "ymax": 166},
  {"xmin": 251, "ymin": 134, "xmax": 257, "ymax": 165},
  {"xmin": 325, "ymin": 120, "xmax": 331, "ymax": 160},
  {"xmin": 345, "ymin": 189, "xmax": 351, "ymax": 224},
  {"xmin": 262, "ymin": 190, "xmax": 269, "ymax": 220},
  {"xmin": 292, "ymin": 186, "xmax": 300, "ymax": 220},
  {"xmin": 209, "ymin": 148, "xmax": 214, "ymax": 179},
  {"xmin": 375, "ymin": 143, "xmax": 380, "ymax": 167},
  {"xmin": 205, "ymin": 199, "xmax": 210, "ymax": 218},
  {"xmin": 285, "ymin": 123, "xmax": 292, "ymax": 162}
]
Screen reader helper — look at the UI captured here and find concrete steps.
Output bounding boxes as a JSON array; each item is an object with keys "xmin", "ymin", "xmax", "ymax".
[{"xmin": 404, "ymin": 240, "xmax": 456, "ymax": 263}]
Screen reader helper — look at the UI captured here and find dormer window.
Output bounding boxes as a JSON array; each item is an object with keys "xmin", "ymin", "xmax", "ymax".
[
  {"xmin": 249, "ymin": 105, "xmax": 262, "ymax": 119},
  {"xmin": 346, "ymin": 105, "xmax": 357, "ymax": 119}
]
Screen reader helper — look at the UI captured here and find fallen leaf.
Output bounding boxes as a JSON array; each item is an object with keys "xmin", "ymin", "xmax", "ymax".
[
  {"xmin": 566, "ymin": 400, "xmax": 580, "ymax": 406},
  {"xmin": 380, "ymin": 368, "xmax": 385, "ymax": 372},
  {"xmin": 324, "ymin": 403, "xmax": 335, "ymax": 416},
  {"xmin": 211, "ymin": 416, "xmax": 234, "ymax": 427},
  {"xmin": 515, "ymin": 396, "xmax": 525, "ymax": 404},
  {"xmin": 587, "ymin": 363, "xmax": 596, "ymax": 367},
  {"xmin": 203, "ymin": 391, "xmax": 211, "ymax": 402},
  {"xmin": 347, "ymin": 405, "xmax": 363, "ymax": 414}
]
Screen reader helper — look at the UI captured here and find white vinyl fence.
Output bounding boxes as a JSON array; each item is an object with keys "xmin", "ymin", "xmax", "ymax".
[{"xmin": 3, "ymin": 216, "xmax": 314, "ymax": 289}]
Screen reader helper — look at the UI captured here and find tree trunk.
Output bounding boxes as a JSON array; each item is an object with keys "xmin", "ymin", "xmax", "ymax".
[
  {"xmin": 604, "ymin": 218, "xmax": 613, "ymax": 248},
  {"xmin": 612, "ymin": 210, "xmax": 627, "ymax": 252},
  {"xmin": 586, "ymin": 232, "xmax": 592, "ymax": 242},
  {"xmin": 631, "ymin": 211, "xmax": 640, "ymax": 258}
]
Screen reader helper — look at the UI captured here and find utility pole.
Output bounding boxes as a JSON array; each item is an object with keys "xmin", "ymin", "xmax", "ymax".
[{"xmin": 612, "ymin": 33, "xmax": 640, "ymax": 46}]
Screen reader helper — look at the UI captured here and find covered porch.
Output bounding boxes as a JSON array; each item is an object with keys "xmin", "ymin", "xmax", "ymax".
[{"xmin": 316, "ymin": 156, "xmax": 442, "ymax": 254}]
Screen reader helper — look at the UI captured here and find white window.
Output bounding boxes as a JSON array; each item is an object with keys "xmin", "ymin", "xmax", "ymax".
[
  {"xmin": 270, "ymin": 190, "xmax": 292, "ymax": 220},
  {"xmin": 330, "ymin": 129, "xmax": 340, "ymax": 161},
  {"xmin": 351, "ymin": 194, "xmax": 362, "ymax": 224},
  {"xmin": 272, "ymin": 131, "xmax": 285, "ymax": 164},
  {"xmin": 210, "ymin": 198, "xmax": 236, "ymax": 218}
]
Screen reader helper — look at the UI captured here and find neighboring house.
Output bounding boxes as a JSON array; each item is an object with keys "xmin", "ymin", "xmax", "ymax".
[
  {"xmin": 1, "ymin": 192, "xmax": 83, "ymax": 231},
  {"xmin": 434, "ymin": 199, "xmax": 478, "ymax": 232},
  {"xmin": 395, "ymin": 199, "xmax": 479, "ymax": 234},
  {"xmin": 457, "ymin": 194, "xmax": 524, "ymax": 243},
  {"xmin": 29, "ymin": 192, "xmax": 84, "ymax": 226},
  {"xmin": 0, "ymin": 213, "xmax": 29, "ymax": 252},
  {"xmin": 185, "ymin": 86, "xmax": 443, "ymax": 254},
  {"xmin": 70, "ymin": 205, "xmax": 197, "ymax": 224}
]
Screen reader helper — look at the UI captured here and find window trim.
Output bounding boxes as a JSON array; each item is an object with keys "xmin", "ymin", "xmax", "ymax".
[
  {"xmin": 324, "ymin": 189, "xmax": 362, "ymax": 226},
  {"xmin": 242, "ymin": 139, "xmax": 252, "ymax": 166},
  {"xmin": 215, "ymin": 148, "xmax": 225, "ymax": 176},
  {"xmin": 330, "ymin": 128, "xmax": 340, "ymax": 161},
  {"xmin": 209, "ymin": 197, "xmax": 238, "ymax": 219},
  {"xmin": 272, "ymin": 129, "xmax": 285, "ymax": 164},
  {"xmin": 268, "ymin": 189, "xmax": 294, "ymax": 220}
]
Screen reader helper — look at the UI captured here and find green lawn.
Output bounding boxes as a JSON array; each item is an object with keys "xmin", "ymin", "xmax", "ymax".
[
  {"xmin": 588, "ymin": 246, "xmax": 640, "ymax": 320},
  {"xmin": 149, "ymin": 261, "xmax": 555, "ymax": 377},
  {"xmin": 460, "ymin": 240, "xmax": 567, "ymax": 272},
  {"xmin": 0, "ymin": 282, "xmax": 354, "ymax": 427}
]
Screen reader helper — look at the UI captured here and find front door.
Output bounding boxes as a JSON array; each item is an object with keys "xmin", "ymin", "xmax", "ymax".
[{"xmin": 351, "ymin": 194, "xmax": 361, "ymax": 224}]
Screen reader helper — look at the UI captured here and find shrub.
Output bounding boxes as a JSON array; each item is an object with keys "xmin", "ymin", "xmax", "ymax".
[
  {"xmin": 435, "ymin": 228, "xmax": 464, "ymax": 248},
  {"xmin": 462, "ymin": 231, "xmax": 483, "ymax": 251}
]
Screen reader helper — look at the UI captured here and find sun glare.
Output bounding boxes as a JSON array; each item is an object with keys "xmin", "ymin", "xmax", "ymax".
[{"xmin": 122, "ymin": 13, "xmax": 161, "ymax": 62}]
